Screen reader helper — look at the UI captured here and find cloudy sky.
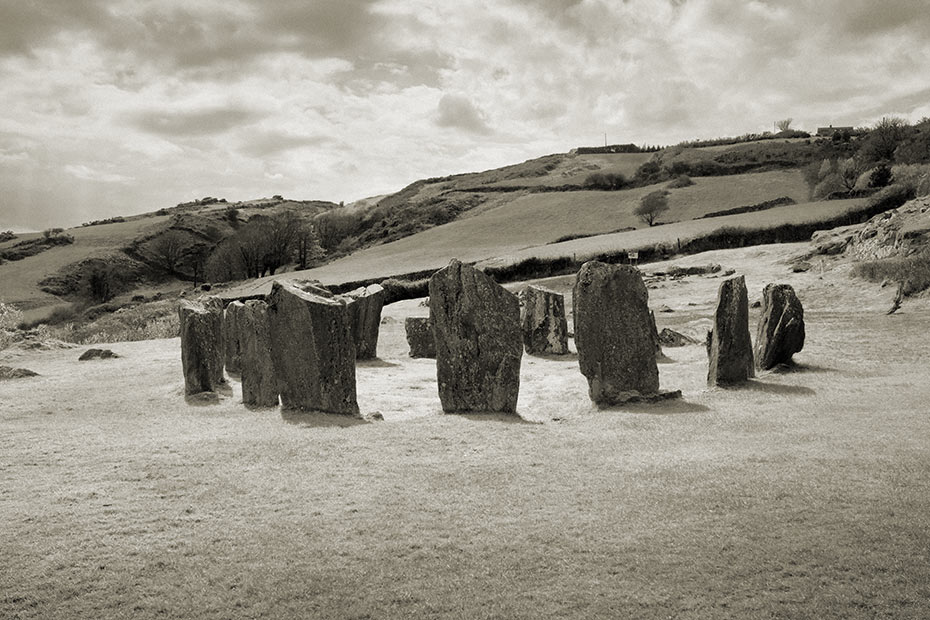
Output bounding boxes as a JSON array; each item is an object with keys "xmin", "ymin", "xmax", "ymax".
[{"xmin": 2, "ymin": 0, "xmax": 930, "ymax": 230}]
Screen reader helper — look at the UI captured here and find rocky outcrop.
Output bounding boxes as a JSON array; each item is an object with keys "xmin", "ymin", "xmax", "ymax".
[
  {"xmin": 521, "ymin": 284, "xmax": 569, "ymax": 355},
  {"xmin": 405, "ymin": 317, "xmax": 436, "ymax": 358},
  {"xmin": 0, "ymin": 366, "xmax": 39, "ymax": 380},
  {"xmin": 178, "ymin": 299, "xmax": 225, "ymax": 395},
  {"xmin": 755, "ymin": 284, "xmax": 805, "ymax": 370},
  {"xmin": 811, "ymin": 195, "xmax": 930, "ymax": 259},
  {"xmin": 239, "ymin": 300, "xmax": 279, "ymax": 407},
  {"xmin": 341, "ymin": 284, "xmax": 385, "ymax": 360},
  {"xmin": 78, "ymin": 348, "xmax": 118, "ymax": 361},
  {"xmin": 429, "ymin": 260, "xmax": 522, "ymax": 413},
  {"xmin": 707, "ymin": 275, "xmax": 754, "ymax": 386},
  {"xmin": 573, "ymin": 261, "xmax": 660, "ymax": 405},
  {"xmin": 267, "ymin": 280, "xmax": 358, "ymax": 415}
]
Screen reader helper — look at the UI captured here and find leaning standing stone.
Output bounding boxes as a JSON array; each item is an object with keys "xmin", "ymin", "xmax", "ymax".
[
  {"xmin": 521, "ymin": 284, "xmax": 569, "ymax": 355},
  {"xmin": 239, "ymin": 300, "xmax": 278, "ymax": 407},
  {"xmin": 755, "ymin": 283, "xmax": 805, "ymax": 370},
  {"xmin": 573, "ymin": 261, "xmax": 660, "ymax": 405},
  {"xmin": 341, "ymin": 284, "xmax": 385, "ymax": 360},
  {"xmin": 405, "ymin": 317, "xmax": 436, "ymax": 358},
  {"xmin": 178, "ymin": 299, "xmax": 224, "ymax": 395},
  {"xmin": 224, "ymin": 301, "xmax": 245, "ymax": 374},
  {"xmin": 707, "ymin": 275, "xmax": 755, "ymax": 386},
  {"xmin": 429, "ymin": 260, "xmax": 522, "ymax": 413},
  {"xmin": 267, "ymin": 280, "xmax": 358, "ymax": 415}
]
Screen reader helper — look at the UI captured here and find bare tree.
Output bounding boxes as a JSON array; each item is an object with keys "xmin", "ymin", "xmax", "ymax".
[
  {"xmin": 776, "ymin": 118, "xmax": 793, "ymax": 132},
  {"xmin": 147, "ymin": 230, "xmax": 187, "ymax": 276}
]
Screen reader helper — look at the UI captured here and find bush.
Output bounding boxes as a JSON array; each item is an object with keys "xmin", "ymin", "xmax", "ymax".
[
  {"xmin": 667, "ymin": 174, "xmax": 694, "ymax": 188},
  {"xmin": 0, "ymin": 230, "xmax": 16, "ymax": 242},
  {"xmin": 583, "ymin": 172, "xmax": 627, "ymax": 190},
  {"xmin": 380, "ymin": 278, "xmax": 430, "ymax": 304},
  {"xmin": 890, "ymin": 164, "xmax": 930, "ymax": 195},
  {"xmin": 869, "ymin": 164, "xmax": 893, "ymax": 188},
  {"xmin": 851, "ymin": 248, "xmax": 930, "ymax": 296}
]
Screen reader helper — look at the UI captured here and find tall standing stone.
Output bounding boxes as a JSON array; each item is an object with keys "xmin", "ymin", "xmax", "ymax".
[
  {"xmin": 755, "ymin": 283, "xmax": 805, "ymax": 370},
  {"xmin": 178, "ymin": 299, "xmax": 224, "ymax": 395},
  {"xmin": 521, "ymin": 284, "xmax": 569, "ymax": 355},
  {"xmin": 573, "ymin": 261, "xmax": 659, "ymax": 405},
  {"xmin": 239, "ymin": 300, "xmax": 278, "ymax": 407},
  {"xmin": 429, "ymin": 260, "xmax": 522, "ymax": 413},
  {"xmin": 267, "ymin": 280, "xmax": 359, "ymax": 415},
  {"xmin": 341, "ymin": 284, "xmax": 385, "ymax": 360},
  {"xmin": 707, "ymin": 275, "xmax": 755, "ymax": 386},
  {"xmin": 405, "ymin": 317, "xmax": 436, "ymax": 358},
  {"xmin": 203, "ymin": 296, "xmax": 226, "ymax": 385},
  {"xmin": 224, "ymin": 301, "xmax": 244, "ymax": 375}
]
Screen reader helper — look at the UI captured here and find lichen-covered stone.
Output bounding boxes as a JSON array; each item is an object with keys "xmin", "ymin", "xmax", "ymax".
[
  {"xmin": 224, "ymin": 301, "xmax": 245, "ymax": 374},
  {"xmin": 755, "ymin": 283, "xmax": 805, "ymax": 370},
  {"xmin": 267, "ymin": 280, "xmax": 358, "ymax": 415},
  {"xmin": 405, "ymin": 317, "xmax": 436, "ymax": 358},
  {"xmin": 572, "ymin": 261, "xmax": 659, "ymax": 405},
  {"xmin": 178, "ymin": 299, "xmax": 224, "ymax": 395},
  {"xmin": 429, "ymin": 260, "xmax": 522, "ymax": 413},
  {"xmin": 341, "ymin": 284, "xmax": 385, "ymax": 360},
  {"xmin": 239, "ymin": 300, "xmax": 279, "ymax": 407},
  {"xmin": 707, "ymin": 275, "xmax": 755, "ymax": 386},
  {"xmin": 521, "ymin": 284, "xmax": 569, "ymax": 355}
]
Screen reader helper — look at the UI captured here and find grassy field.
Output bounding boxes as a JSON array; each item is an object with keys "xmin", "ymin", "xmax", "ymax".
[
  {"xmin": 2, "ymin": 244, "xmax": 929, "ymax": 619},
  {"xmin": 483, "ymin": 152, "xmax": 653, "ymax": 188}
]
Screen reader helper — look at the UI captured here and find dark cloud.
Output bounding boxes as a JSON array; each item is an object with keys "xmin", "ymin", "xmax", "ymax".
[
  {"xmin": 0, "ymin": 0, "xmax": 112, "ymax": 56},
  {"xmin": 127, "ymin": 105, "xmax": 265, "ymax": 137},
  {"xmin": 436, "ymin": 95, "xmax": 492, "ymax": 135},
  {"xmin": 238, "ymin": 130, "xmax": 331, "ymax": 158}
]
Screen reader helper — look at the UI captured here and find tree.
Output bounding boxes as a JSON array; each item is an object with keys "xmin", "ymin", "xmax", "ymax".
[
  {"xmin": 635, "ymin": 190, "xmax": 669, "ymax": 226},
  {"xmin": 859, "ymin": 116, "xmax": 909, "ymax": 164},
  {"xmin": 296, "ymin": 222, "xmax": 325, "ymax": 270},
  {"xmin": 147, "ymin": 230, "xmax": 187, "ymax": 276},
  {"xmin": 776, "ymin": 118, "xmax": 793, "ymax": 132},
  {"xmin": 839, "ymin": 158, "xmax": 863, "ymax": 191}
]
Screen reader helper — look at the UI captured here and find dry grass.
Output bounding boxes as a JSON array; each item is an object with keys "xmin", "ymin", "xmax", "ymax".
[{"xmin": 2, "ymin": 244, "xmax": 929, "ymax": 619}]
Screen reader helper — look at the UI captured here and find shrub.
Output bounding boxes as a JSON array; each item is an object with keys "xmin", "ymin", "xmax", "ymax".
[
  {"xmin": 583, "ymin": 172, "xmax": 627, "ymax": 190},
  {"xmin": 869, "ymin": 164, "xmax": 893, "ymax": 188},
  {"xmin": 851, "ymin": 248, "xmax": 930, "ymax": 296},
  {"xmin": 890, "ymin": 164, "xmax": 930, "ymax": 195},
  {"xmin": 635, "ymin": 190, "xmax": 670, "ymax": 226},
  {"xmin": 0, "ymin": 230, "xmax": 16, "ymax": 242},
  {"xmin": 667, "ymin": 174, "xmax": 694, "ymax": 188},
  {"xmin": 380, "ymin": 278, "xmax": 430, "ymax": 304}
]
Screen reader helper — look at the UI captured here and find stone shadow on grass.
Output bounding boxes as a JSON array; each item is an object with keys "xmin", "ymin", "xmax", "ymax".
[
  {"xmin": 768, "ymin": 362, "xmax": 835, "ymax": 374},
  {"xmin": 727, "ymin": 379, "xmax": 816, "ymax": 396},
  {"xmin": 357, "ymin": 358, "xmax": 402, "ymax": 368},
  {"xmin": 527, "ymin": 352, "xmax": 579, "ymax": 362},
  {"xmin": 457, "ymin": 412, "xmax": 541, "ymax": 425},
  {"xmin": 601, "ymin": 395, "xmax": 710, "ymax": 415},
  {"xmin": 281, "ymin": 409, "xmax": 370, "ymax": 428}
]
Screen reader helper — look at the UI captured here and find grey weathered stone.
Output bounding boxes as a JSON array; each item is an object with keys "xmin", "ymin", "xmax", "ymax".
[
  {"xmin": 78, "ymin": 348, "xmax": 118, "ymax": 361},
  {"xmin": 707, "ymin": 275, "xmax": 755, "ymax": 386},
  {"xmin": 267, "ymin": 280, "xmax": 358, "ymax": 415},
  {"xmin": 178, "ymin": 299, "xmax": 225, "ymax": 395},
  {"xmin": 0, "ymin": 366, "xmax": 39, "ymax": 380},
  {"xmin": 239, "ymin": 300, "xmax": 279, "ymax": 407},
  {"xmin": 755, "ymin": 283, "xmax": 805, "ymax": 370},
  {"xmin": 341, "ymin": 284, "xmax": 385, "ymax": 360},
  {"xmin": 649, "ymin": 310, "xmax": 662, "ymax": 355},
  {"xmin": 658, "ymin": 328, "xmax": 699, "ymax": 347},
  {"xmin": 521, "ymin": 285, "xmax": 569, "ymax": 355},
  {"xmin": 573, "ymin": 261, "xmax": 660, "ymax": 405},
  {"xmin": 429, "ymin": 260, "xmax": 522, "ymax": 413},
  {"xmin": 405, "ymin": 317, "xmax": 436, "ymax": 358},
  {"xmin": 224, "ymin": 301, "xmax": 245, "ymax": 374},
  {"xmin": 203, "ymin": 296, "xmax": 226, "ymax": 385}
]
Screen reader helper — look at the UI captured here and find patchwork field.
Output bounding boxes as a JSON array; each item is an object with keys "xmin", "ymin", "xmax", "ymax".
[{"xmin": 2, "ymin": 243, "xmax": 929, "ymax": 619}]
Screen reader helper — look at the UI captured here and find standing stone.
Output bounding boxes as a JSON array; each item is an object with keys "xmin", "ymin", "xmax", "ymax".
[
  {"xmin": 755, "ymin": 283, "xmax": 805, "ymax": 370},
  {"xmin": 707, "ymin": 275, "xmax": 755, "ymax": 386},
  {"xmin": 267, "ymin": 280, "xmax": 358, "ymax": 415},
  {"xmin": 521, "ymin": 284, "xmax": 569, "ymax": 355},
  {"xmin": 224, "ymin": 301, "xmax": 245, "ymax": 375},
  {"xmin": 203, "ymin": 296, "xmax": 226, "ymax": 385},
  {"xmin": 429, "ymin": 260, "xmax": 522, "ymax": 413},
  {"xmin": 649, "ymin": 310, "xmax": 662, "ymax": 356},
  {"xmin": 239, "ymin": 300, "xmax": 279, "ymax": 407},
  {"xmin": 573, "ymin": 261, "xmax": 659, "ymax": 405},
  {"xmin": 341, "ymin": 284, "xmax": 385, "ymax": 360},
  {"xmin": 405, "ymin": 317, "xmax": 436, "ymax": 358},
  {"xmin": 178, "ymin": 299, "xmax": 224, "ymax": 395}
]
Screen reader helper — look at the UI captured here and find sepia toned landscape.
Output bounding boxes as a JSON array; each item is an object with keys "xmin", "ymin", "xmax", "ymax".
[{"xmin": 3, "ymin": 2, "xmax": 930, "ymax": 619}]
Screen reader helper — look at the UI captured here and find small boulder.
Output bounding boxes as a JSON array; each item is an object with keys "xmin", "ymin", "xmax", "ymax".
[
  {"xmin": 0, "ymin": 366, "xmax": 39, "ymax": 380},
  {"xmin": 405, "ymin": 317, "xmax": 436, "ymax": 358},
  {"xmin": 521, "ymin": 284, "xmax": 569, "ymax": 355},
  {"xmin": 239, "ymin": 300, "xmax": 279, "ymax": 408},
  {"xmin": 340, "ymin": 284, "xmax": 385, "ymax": 360},
  {"xmin": 78, "ymin": 348, "xmax": 118, "ymax": 361},
  {"xmin": 178, "ymin": 299, "xmax": 225, "ymax": 395},
  {"xmin": 658, "ymin": 328, "xmax": 699, "ymax": 347},
  {"xmin": 267, "ymin": 280, "xmax": 358, "ymax": 415},
  {"xmin": 755, "ymin": 284, "xmax": 805, "ymax": 370},
  {"xmin": 707, "ymin": 275, "xmax": 754, "ymax": 386},
  {"xmin": 429, "ymin": 260, "xmax": 522, "ymax": 413},
  {"xmin": 573, "ymin": 261, "xmax": 661, "ymax": 405}
]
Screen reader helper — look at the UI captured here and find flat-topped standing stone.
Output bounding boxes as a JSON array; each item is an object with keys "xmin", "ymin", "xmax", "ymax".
[
  {"xmin": 203, "ymin": 296, "xmax": 227, "ymax": 385},
  {"xmin": 755, "ymin": 283, "xmax": 805, "ymax": 370},
  {"xmin": 429, "ymin": 260, "xmax": 522, "ymax": 413},
  {"xmin": 405, "ymin": 317, "xmax": 436, "ymax": 358},
  {"xmin": 707, "ymin": 275, "xmax": 755, "ymax": 386},
  {"xmin": 573, "ymin": 261, "xmax": 660, "ymax": 405},
  {"xmin": 267, "ymin": 280, "xmax": 358, "ymax": 415},
  {"xmin": 178, "ymin": 299, "xmax": 224, "ymax": 395},
  {"xmin": 521, "ymin": 284, "xmax": 569, "ymax": 355},
  {"xmin": 239, "ymin": 300, "xmax": 278, "ymax": 407},
  {"xmin": 224, "ymin": 301, "xmax": 245, "ymax": 374},
  {"xmin": 341, "ymin": 284, "xmax": 385, "ymax": 360}
]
